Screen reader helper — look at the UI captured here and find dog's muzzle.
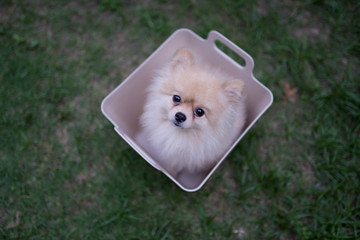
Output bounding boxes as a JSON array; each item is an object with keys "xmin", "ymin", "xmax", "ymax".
[{"xmin": 173, "ymin": 112, "xmax": 186, "ymax": 127}]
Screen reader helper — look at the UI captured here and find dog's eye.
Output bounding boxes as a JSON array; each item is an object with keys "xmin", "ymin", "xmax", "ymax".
[
  {"xmin": 173, "ymin": 95, "xmax": 181, "ymax": 103},
  {"xmin": 195, "ymin": 108, "xmax": 205, "ymax": 117}
]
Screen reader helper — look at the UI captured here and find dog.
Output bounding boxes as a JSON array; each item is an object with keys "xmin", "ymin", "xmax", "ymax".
[{"xmin": 140, "ymin": 48, "xmax": 246, "ymax": 176}]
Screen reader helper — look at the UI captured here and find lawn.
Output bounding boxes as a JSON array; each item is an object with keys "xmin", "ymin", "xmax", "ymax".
[{"xmin": 1, "ymin": 0, "xmax": 359, "ymax": 239}]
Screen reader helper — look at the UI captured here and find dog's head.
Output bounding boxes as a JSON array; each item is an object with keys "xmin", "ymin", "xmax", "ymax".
[{"xmin": 159, "ymin": 48, "xmax": 245, "ymax": 132}]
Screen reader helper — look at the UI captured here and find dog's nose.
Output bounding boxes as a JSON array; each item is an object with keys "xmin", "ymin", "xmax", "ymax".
[{"xmin": 175, "ymin": 112, "xmax": 186, "ymax": 123}]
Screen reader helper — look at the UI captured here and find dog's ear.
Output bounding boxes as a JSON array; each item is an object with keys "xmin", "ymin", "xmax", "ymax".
[
  {"xmin": 222, "ymin": 80, "xmax": 245, "ymax": 104},
  {"xmin": 170, "ymin": 48, "xmax": 194, "ymax": 71}
]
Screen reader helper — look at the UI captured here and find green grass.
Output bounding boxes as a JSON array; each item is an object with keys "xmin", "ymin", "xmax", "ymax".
[{"xmin": 1, "ymin": 0, "xmax": 359, "ymax": 239}]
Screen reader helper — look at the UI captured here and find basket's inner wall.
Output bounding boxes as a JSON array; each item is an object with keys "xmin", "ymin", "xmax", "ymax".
[{"xmin": 102, "ymin": 30, "xmax": 272, "ymax": 190}]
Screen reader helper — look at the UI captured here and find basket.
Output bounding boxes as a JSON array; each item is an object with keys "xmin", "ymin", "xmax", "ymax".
[{"xmin": 101, "ymin": 28, "xmax": 273, "ymax": 192}]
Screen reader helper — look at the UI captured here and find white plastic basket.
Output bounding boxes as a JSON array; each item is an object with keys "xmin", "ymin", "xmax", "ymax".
[{"xmin": 101, "ymin": 28, "xmax": 273, "ymax": 192}]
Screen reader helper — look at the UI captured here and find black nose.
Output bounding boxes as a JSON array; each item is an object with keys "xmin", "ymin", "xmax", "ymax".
[{"xmin": 175, "ymin": 112, "xmax": 186, "ymax": 123}]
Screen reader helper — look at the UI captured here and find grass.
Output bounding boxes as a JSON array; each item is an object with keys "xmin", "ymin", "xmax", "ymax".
[{"xmin": 0, "ymin": 0, "xmax": 359, "ymax": 239}]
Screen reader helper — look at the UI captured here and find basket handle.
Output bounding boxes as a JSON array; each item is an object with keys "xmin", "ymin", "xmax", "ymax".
[{"xmin": 207, "ymin": 30, "xmax": 254, "ymax": 74}]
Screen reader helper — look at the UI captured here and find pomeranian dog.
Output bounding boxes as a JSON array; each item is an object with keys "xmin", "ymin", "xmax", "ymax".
[{"xmin": 140, "ymin": 48, "xmax": 246, "ymax": 176}]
